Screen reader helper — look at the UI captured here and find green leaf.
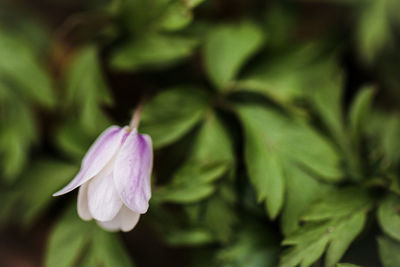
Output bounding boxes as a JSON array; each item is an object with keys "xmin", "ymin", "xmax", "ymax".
[
  {"xmin": 45, "ymin": 207, "xmax": 92, "ymax": 267},
  {"xmin": 66, "ymin": 46, "xmax": 112, "ymax": 136},
  {"xmin": 217, "ymin": 220, "xmax": 279, "ymax": 267},
  {"xmin": 0, "ymin": 27, "xmax": 55, "ymax": 108},
  {"xmin": 306, "ymin": 62, "xmax": 344, "ymax": 144},
  {"xmin": 152, "ymin": 112, "xmax": 234, "ymax": 204},
  {"xmin": 0, "ymin": 6, "xmax": 50, "ymax": 53},
  {"xmin": 88, "ymin": 230, "xmax": 134, "ymax": 267},
  {"xmin": 55, "ymin": 120, "xmax": 92, "ymax": 161},
  {"xmin": 153, "ymin": 165, "xmax": 223, "ymax": 203},
  {"xmin": 0, "ymin": 127, "xmax": 27, "ymax": 180},
  {"xmin": 159, "ymin": 1, "xmax": 193, "ymax": 31},
  {"xmin": 378, "ymin": 236, "xmax": 400, "ymax": 267},
  {"xmin": 380, "ymin": 116, "xmax": 400, "ymax": 165},
  {"xmin": 282, "ymin": 163, "xmax": 333, "ymax": 235},
  {"xmin": 282, "ymin": 217, "xmax": 364, "ymax": 267},
  {"xmin": 237, "ymin": 104, "xmax": 343, "ymax": 218},
  {"xmin": 204, "ymin": 21, "xmax": 265, "ymax": 90},
  {"xmin": 164, "ymin": 228, "xmax": 214, "ymax": 246},
  {"xmin": 324, "ymin": 212, "xmax": 366, "ymax": 267},
  {"xmin": 140, "ymin": 87, "xmax": 209, "ymax": 148},
  {"xmin": 301, "ymin": 187, "xmax": 372, "ymax": 221},
  {"xmin": 0, "ymin": 159, "xmax": 77, "ymax": 226},
  {"xmin": 154, "ymin": 183, "xmax": 215, "ymax": 203},
  {"xmin": 45, "ymin": 206, "xmax": 134, "ymax": 267},
  {"xmin": 203, "ymin": 198, "xmax": 235, "ymax": 243},
  {"xmin": 189, "ymin": 112, "xmax": 235, "ymax": 164},
  {"xmin": 306, "ymin": 66, "xmax": 362, "ymax": 180},
  {"xmin": 336, "ymin": 264, "xmax": 362, "ymax": 267},
  {"xmin": 281, "ymin": 187, "xmax": 373, "ymax": 267},
  {"xmin": 357, "ymin": 0, "xmax": 391, "ymax": 62},
  {"xmin": 238, "ymin": 104, "xmax": 342, "ymax": 180},
  {"xmin": 234, "ymin": 43, "xmax": 331, "ymax": 105},
  {"xmin": 281, "ymin": 221, "xmax": 331, "ymax": 267},
  {"xmin": 174, "ymin": 163, "xmax": 230, "ymax": 187},
  {"xmin": 186, "ymin": 0, "xmax": 206, "ymax": 8},
  {"xmin": 251, "ymin": 151, "xmax": 284, "ymax": 219},
  {"xmin": 0, "ymin": 89, "xmax": 37, "ymax": 180},
  {"xmin": 202, "ymin": 185, "xmax": 237, "ymax": 243},
  {"xmin": 378, "ymin": 194, "xmax": 400, "ymax": 241},
  {"xmin": 111, "ymin": 33, "xmax": 197, "ymax": 71},
  {"xmin": 0, "ymin": 25, "xmax": 54, "ymax": 180},
  {"xmin": 349, "ymin": 86, "xmax": 376, "ymax": 143},
  {"xmin": 366, "ymin": 112, "xmax": 400, "ymax": 166},
  {"xmin": 116, "ymin": 0, "xmax": 197, "ymax": 34},
  {"xmin": 165, "ymin": 113, "xmax": 237, "ymax": 241}
]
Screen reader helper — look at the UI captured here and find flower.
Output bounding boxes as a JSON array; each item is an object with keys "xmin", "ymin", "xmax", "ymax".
[{"xmin": 53, "ymin": 125, "xmax": 153, "ymax": 232}]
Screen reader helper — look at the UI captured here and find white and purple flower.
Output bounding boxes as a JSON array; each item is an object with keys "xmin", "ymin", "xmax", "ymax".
[{"xmin": 53, "ymin": 125, "xmax": 153, "ymax": 232}]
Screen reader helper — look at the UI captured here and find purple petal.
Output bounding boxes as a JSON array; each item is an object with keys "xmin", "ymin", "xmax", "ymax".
[
  {"xmin": 53, "ymin": 126, "xmax": 126, "ymax": 196},
  {"xmin": 87, "ymin": 162, "xmax": 123, "ymax": 221},
  {"xmin": 77, "ymin": 182, "xmax": 92, "ymax": 221},
  {"xmin": 97, "ymin": 206, "xmax": 140, "ymax": 232},
  {"xmin": 113, "ymin": 129, "xmax": 153, "ymax": 214}
]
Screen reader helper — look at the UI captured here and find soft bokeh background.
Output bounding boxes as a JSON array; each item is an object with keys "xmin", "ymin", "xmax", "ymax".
[{"xmin": 1, "ymin": 0, "xmax": 400, "ymax": 266}]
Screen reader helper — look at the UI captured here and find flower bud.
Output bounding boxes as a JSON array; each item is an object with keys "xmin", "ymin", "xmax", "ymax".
[{"xmin": 54, "ymin": 126, "xmax": 153, "ymax": 232}]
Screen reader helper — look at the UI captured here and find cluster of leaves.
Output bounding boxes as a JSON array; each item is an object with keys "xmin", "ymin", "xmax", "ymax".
[
  {"xmin": 1, "ymin": 0, "xmax": 400, "ymax": 267},
  {"xmin": 0, "ymin": 14, "xmax": 55, "ymax": 181}
]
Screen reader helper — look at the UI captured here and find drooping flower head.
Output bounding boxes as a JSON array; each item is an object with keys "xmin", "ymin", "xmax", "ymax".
[{"xmin": 53, "ymin": 123, "xmax": 153, "ymax": 232}]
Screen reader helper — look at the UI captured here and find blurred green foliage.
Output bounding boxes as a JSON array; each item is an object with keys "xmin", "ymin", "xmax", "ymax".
[
  {"xmin": 46, "ymin": 205, "xmax": 133, "ymax": 267},
  {"xmin": 1, "ymin": 0, "xmax": 400, "ymax": 266}
]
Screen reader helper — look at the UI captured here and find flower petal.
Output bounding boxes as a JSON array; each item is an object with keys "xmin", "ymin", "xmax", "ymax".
[
  {"xmin": 97, "ymin": 206, "xmax": 140, "ymax": 232},
  {"xmin": 97, "ymin": 217, "xmax": 120, "ymax": 232},
  {"xmin": 87, "ymin": 162, "xmax": 123, "ymax": 221},
  {"xmin": 120, "ymin": 206, "xmax": 141, "ymax": 232},
  {"xmin": 114, "ymin": 130, "xmax": 153, "ymax": 214},
  {"xmin": 53, "ymin": 126, "xmax": 126, "ymax": 196},
  {"xmin": 77, "ymin": 182, "xmax": 92, "ymax": 221}
]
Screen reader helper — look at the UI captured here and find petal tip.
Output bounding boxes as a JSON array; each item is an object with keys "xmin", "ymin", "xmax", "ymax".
[{"xmin": 52, "ymin": 190, "xmax": 64, "ymax": 197}]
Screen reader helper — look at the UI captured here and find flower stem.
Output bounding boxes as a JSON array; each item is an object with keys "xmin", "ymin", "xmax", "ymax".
[{"xmin": 129, "ymin": 102, "xmax": 144, "ymax": 129}]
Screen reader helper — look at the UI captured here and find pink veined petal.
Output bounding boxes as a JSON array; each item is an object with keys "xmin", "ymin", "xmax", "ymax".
[
  {"xmin": 97, "ymin": 206, "xmax": 140, "ymax": 232},
  {"xmin": 87, "ymin": 161, "xmax": 123, "ymax": 221},
  {"xmin": 113, "ymin": 130, "xmax": 153, "ymax": 214},
  {"xmin": 77, "ymin": 182, "xmax": 92, "ymax": 221},
  {"xmin": 53, "ymin": 126, "xmax": 126, "ymax": 196},
  {"xmin": 141, "ymin": 135, "xmax": 152, "ymax": 201}
]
